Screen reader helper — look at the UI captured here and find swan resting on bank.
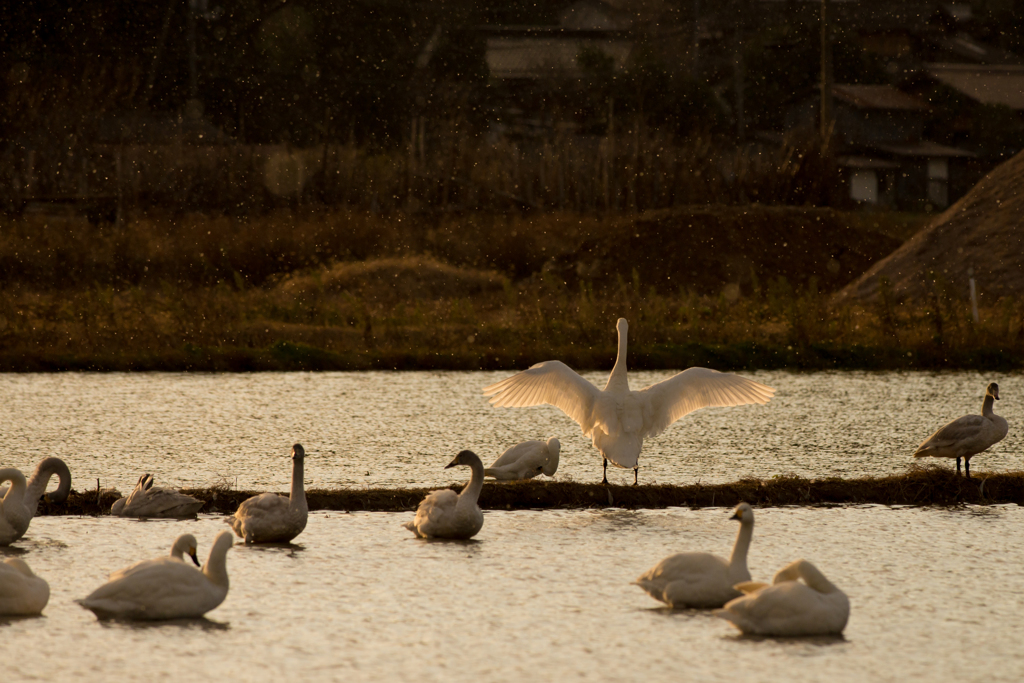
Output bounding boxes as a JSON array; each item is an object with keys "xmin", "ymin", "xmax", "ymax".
[
  {"xmin": 715, "ymin": 559, "xmax": 850, "ymax": 636},
  {"xmin": 485, "ymin": 438, "xmax": 560, "ymax": 481},
  {"xmin": 913, "ymin": 382, "xmax": 1008, "ymax": 479},
  {"xmin": 228, "ymin": 444, "xmax": 308, "ymax": 544},
  {"xmin": 78, "ymin": 531, "xmax": 233, "ymax": 620},
  {"xmin": 404, "ymin": 450, "xmax": 485, "ymax": 540},
  {"xmin": 0, "ymin": 558, "xmax": 50, "ymax": 616},
  {"xmin": 111, "ymin": 474, "xmax": 205, "ymax": 518},
  {"xmin": 483, "ymin": 318, "xmax": 775, "ymax": 484},
  {"xmin": 634, "ymin": 502, "xmax": 755, "ymax": 609}
]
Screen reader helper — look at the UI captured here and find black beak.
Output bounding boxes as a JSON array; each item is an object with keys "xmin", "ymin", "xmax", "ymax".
[{"xmin": 189, "ymin": 550, "xmax": 201, "ymax": 568}]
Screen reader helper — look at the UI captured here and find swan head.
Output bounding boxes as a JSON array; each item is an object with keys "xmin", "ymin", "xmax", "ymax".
[
  {"xmin": 446, "ymin": 450, "xmax": 482, "ymax": 469},
  {"xmin": 110, "ymin": 498, "xmax": 127, "ymax": 516},
  {"xmin": 729, "ymin": 502, "xmax": 754, "ymax": 525},
  {"xmin": 542, "ymin": 438, "xmax": 561, "ymax": 476},
  {"xmin": 172, "ymin": 534, "xmax": 201, "ymax": 567},
  {"xmin": 291, "ymin": 444, "xmax": 305, "ymax": 460},
  {"xmin": 987, "ymin": 382, "xmax": 1000, "ymax": 400}
]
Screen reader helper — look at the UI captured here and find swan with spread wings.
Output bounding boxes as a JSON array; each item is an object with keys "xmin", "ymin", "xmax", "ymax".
[{"xmin": 483, "ymin": 318, "xmax": 774, "ymax": 484}]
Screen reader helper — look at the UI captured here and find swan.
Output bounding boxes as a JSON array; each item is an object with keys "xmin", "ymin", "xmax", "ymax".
[
  {"xmin": 78, "ymin": 530, "xmax": 233, "ymax": 620},
  {"xmin": 0, "ymin": 468, "xmax": 32, "ymax": 546},
  {"xmin": 0, "ymin": 558, "xmax": 50, "ymax": 616},
  {"xmin": 485, "ymin": 437, "xmax": 560, "ymax": 480},
  {"xmin": 108, "ymin": 534, "xmax": 201, "ymax": 582},
  {"xmin": 0, "ymin": 457, "xmax": 72, "ymax": 518},
  {"xmin": 228, "ymin": 444, "xmax": 308, "ymax": 544},
  {"xmin": 913, "ymin": 382, "xmax": 1008, "ymax": 479},
  {"xmin": 714, "ymin": 559, "xmax": 850, "ymax": 636},
  {"xmin": 483, "ymin": 318, "xmax": 774, "ymax": 484},
  {"xmin": 404, "ymin": 450, "xmax": 485, "ymax": 539},
  {"xmin": 634, "ymin": 502, "xmax": 755, "ymax": 609},
  {"xmin": 111, "ymin": 474, "xmax": 204, "ymax": 518}
]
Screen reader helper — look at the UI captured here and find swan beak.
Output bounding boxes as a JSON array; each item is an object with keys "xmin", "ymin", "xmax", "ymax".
[
  {"xmin": 189, "ymin": 549, "xmax": 201, "ymax": 567},
  {"xmin": 730, "ymin": 510, "xmax": 743, "ymax": 521}
]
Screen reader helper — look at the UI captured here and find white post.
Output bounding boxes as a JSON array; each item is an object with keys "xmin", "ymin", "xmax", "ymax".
[{"xmin": 968, "ymin": 267, "xmax": 979, "ymax": 324}]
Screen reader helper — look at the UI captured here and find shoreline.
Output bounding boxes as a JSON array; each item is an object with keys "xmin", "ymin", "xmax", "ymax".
[{"xmin": 40, "ymin": 468, "xmax": 1024, "ymax": 516}]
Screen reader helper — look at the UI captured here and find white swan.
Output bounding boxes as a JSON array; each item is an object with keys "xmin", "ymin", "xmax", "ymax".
[
  {"xmin": 634, "ymin": 502, "xmax": 755, "ymax": 609},
  {"xmin": 0, "ymin": 468, "xmax": 32, "ymax": 546},
  {"xmin": 913, "ymin": 382, "xmax": 1008, "ymax": 478},
  {"xmin": 404, "ymin": 450, "xmax": 485, "ymax": 539},
  {"xmin": 111, "ymin": 474, "xmax": 204, "ymax": 518},
  {"xmin": 78, "ymin": 531, "xmax": 233, "ymax": 620},
  {"xmin": 0, "ymin": 558, "xmax": 50, "ymax": 616},
  {"xmin": 228, "ymin": 444, "xmax": 308, "ymax": 544},
  {"xmin": 483, "ymin": 318, "xmax": 774, "ymax": 483},
  {"xmin": 485, "ymin": 437, "xmax": 560, "ymax": 480},
  {"xmin": 108, "ymin": 534, "xmax": 201, "ymax": 582},
  {"xmin": 0, "ymin": 457, "xmax": 72, "ymax": 518},
  {"xmin": 714, "ymin": 559, "xmax": 850, "ymax": 636}
]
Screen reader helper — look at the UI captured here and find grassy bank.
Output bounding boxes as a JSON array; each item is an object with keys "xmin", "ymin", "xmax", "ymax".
[{"xmin": 42, "ymin": 468, "xmax": 1024, "ymax": 516}]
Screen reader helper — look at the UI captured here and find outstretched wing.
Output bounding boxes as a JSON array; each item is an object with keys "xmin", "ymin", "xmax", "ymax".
[
  {"xmin": 639, "ymin": 367, "xmax": 775, "ymax": 439},
  {"xmin": 483, "ymin": 362, "xmax": 603, "ymax": 432}
]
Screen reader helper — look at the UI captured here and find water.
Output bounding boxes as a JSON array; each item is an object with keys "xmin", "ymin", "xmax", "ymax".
[
  {"xmin": 5, "ymin": 506, "xmax": 1024, "ymax": 682},
  {"xmin": 1, "ymin": 370, "xmax": 1021, "ymax": 491}
]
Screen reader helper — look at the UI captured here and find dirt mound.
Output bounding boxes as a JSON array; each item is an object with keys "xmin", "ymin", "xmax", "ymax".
[
  {"xmin": 834, "ymin": 151, "xmax": 1024, "ymax": 304},
  {"xmin": 275, "ymin": 255, "xmax": 509, "ymax": 301},
  {"xmin": 551, "ymin": 205, "xmax": 902, "ymax": 296}
]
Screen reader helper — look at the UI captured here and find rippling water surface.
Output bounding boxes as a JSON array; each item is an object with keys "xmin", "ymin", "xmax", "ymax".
[
  {"xmin": 6, "ymin": 506, "xmax": 1024, "ymax": 682},
  {"xmin": 0, "ymin": 370, "xmax": 1020, "ymax": 489}
]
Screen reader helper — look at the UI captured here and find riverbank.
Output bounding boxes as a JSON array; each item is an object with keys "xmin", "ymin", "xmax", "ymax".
[{"xmin": 42, "ymin": 467, "xmax": 1024, "ymax": 516}]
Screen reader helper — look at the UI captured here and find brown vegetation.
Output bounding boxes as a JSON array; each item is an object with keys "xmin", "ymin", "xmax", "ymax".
[{"xmin": 41, "ymin": 467, "xmax": 1024, "ymax": 516}]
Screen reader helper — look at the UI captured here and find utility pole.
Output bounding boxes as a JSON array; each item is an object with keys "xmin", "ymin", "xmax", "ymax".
[{"xmin": 820, "ymin": 0, "xmax": 833, "ymax": 143}]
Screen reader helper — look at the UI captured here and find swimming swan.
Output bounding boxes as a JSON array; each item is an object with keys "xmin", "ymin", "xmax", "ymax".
[
  {"xmin": 108, "ymin": 534, "xmax": 201, "ymax": 582},
  {"xmin": 78, "ymin": 531, "xmax": 233, "ymax": 620},
  {"xmin": 0, "ymin": 457, "xmax": 72, "ymax": 518},
  {"xmin": 0, "ymin": 558, "xmax": 50, "ymax": 616},
  {"xmin": 634, "ymin": 502, "xmax": 755, "ymax": 609},
  {"xmin": 483, "ymin": 318, "xmax": 774, "ymax": 483},
  {"xmin": 404, "ymin": 450, "xmax": 485, "ymax": 539},
  {"xmin": 111, "ymin": 474, "xmax": 204, "ymax": 518},
  {"xmin": 0, "ymin": 468, "xmax": 32, "ymax": 546},
  {"xmin": 485, "ymin": 438, "xmax": 560, "ymax": 480},
  {"xmin": 228, "ymin": 444, "xmax": 307, "ymax": 544},
  {"xmin": 913, "ymin": 382, "xmax": 1008, "ymax": 478},
  {"xmin": 714, "ymin": 559, "xmax": 850, "ymax": 636}
]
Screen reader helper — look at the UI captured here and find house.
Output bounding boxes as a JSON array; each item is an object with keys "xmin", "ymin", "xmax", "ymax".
[{"xmin": 786, "ymin": 84, "xmax": 975, "ymax": 210}]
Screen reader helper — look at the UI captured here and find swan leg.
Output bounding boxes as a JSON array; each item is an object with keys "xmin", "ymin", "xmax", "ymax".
[
  {"xmin": 602, "ymin": 458, "xmax": 608, "ymax": 485},
  {"xmin": 633, "ymin": 467, "xmax": 638, "ymax": 486},
  {"xmin": 956, "ymin": 457, "xmax": 962, "ymax": 476},
  {"xmin": 965, "ymin": 457, "xmax": 972, "ymax": 480}
]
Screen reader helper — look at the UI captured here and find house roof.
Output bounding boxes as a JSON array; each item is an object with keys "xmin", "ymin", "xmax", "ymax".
[
  {"xmin": 831, "ymin": 84, "xmax": 929, "ymax": 110},
  {"xmin": 926, "ymin": 63, "xmax": 1024, "ymax": 109},
  {"xmin": 486, "ymin": 36, "xmax": 632, "ymax": 80}
]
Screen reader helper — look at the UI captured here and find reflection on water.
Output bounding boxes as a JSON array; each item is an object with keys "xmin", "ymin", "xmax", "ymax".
[
  {"xmin": 4, "ymin": 507, "xmax": 1023, "ymax": 682},
  {"xmin": 0, "ymin": 371, "xmax": 1020, "ymax": 490}
]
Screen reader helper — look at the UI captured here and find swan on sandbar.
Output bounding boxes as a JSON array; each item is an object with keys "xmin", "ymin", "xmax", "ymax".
[
  {"xmin": 913, "ymin": 382, "xmax": 1008, "ymax": 479},
  {"xmin": 228, "ymin": 444, "xmax": 308, "ymax": 544},
  {"xmin": 0, "ymin": 457, "xmax": 72, "ymax": 518},
  {"xmin": 485, "ymin": 437, "xmax": 560, "ymax": 481},
  {"xmin": 0, "ymin": 558, "xmax": 50, "ymax": 616},
  {"xmin": 404, "ymin": 450, "xmax": 485, "ymax": 540},
  {"xmin": 108, "ymin": 534, "xmax": 201, "ymax": 582},
  {"xmin": 111, "ymin": 473, "xmax": 204, "ymax": 519},
  {"xmin": 483, "ymin": 318, "xmax": 774, "ymax": 484},
  {"xmin": 634, "ymin": 502, "xmax": 755, "ymax": 609},
  {"xmin": 78, "ymin": 531, "xmax": 233, "ymax": 620},
  {"xmin": 714, "ymin": 559, "xmax": 850, "ymax": 636}
]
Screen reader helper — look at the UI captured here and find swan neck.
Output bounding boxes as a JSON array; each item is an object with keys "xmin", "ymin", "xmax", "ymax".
[
  {"xmin": 983, "ymin": 394, "xmax": 996, "ymax": 418},
  {"xmin": 203, "ymin": 543, "xmax": 231, "ymax": 588},
  {"xmin": 290, "ymin": 456, "xmax": 307, "ymax": 511},
  {"xmin": 0, "ymin": 469, "xmax": 27, "ymax": 505},
  {"xmin": 794, "ymin": 560, "xmax": 839, "ymax": 594},
  {"xmin": 729, "ymin": 519, "xmax": 754, "ymax": 571},
  {"xmin": 605, "ymin": 324, "xmax": 630, "ymax": 391},
  {"xmin": 460, "ymin": 460, "xmax": 485, "ymax": 505},
  {"xmin": 24, "ymin": 458, "xmax": 72, "ymax": 516}
]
